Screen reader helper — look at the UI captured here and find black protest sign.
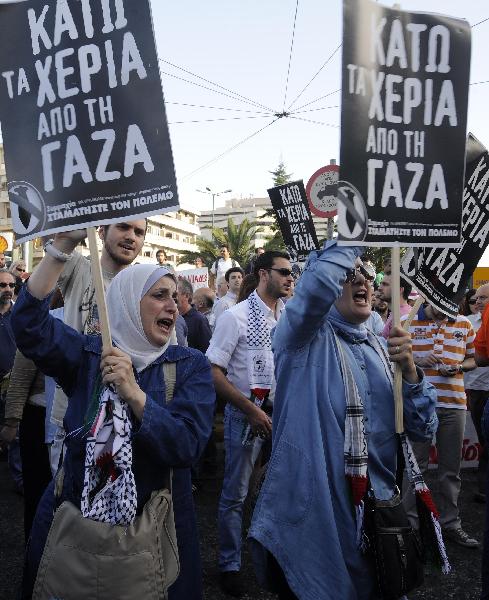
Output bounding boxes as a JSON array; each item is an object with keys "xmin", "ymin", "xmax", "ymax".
[
  {"xmin": 0, "ymin": 0, "xmax": 178, "ymax": 243},
  {"xmin": 401, "ymin": 134, "xmax": 488, "ymax": 317},
  {"xmin": 337, "ymin": 0, "xmax": 471, "ymax": 247},
  {"xmin": 267, "ymin": 180, "xmax": 319, "ymax": 262}
]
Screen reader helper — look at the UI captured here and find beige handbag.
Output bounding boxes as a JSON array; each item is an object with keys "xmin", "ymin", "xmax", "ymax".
[{"xmin": 33, "ymin": 362, "xmax": 180, "ymax": 600}]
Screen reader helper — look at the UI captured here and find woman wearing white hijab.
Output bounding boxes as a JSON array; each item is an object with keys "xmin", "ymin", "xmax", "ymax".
[{"xmin": 11, "ymin": 253, "xmax": 216, "ymax": 600}]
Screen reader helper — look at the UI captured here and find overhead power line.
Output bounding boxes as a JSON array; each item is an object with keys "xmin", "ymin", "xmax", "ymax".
[
  {"xmin": 293, "ymin": 89, "xmax": 341, "ymax": 112},
  {"xmin": 165, "ymin": 102, "xmax": 272, "ymax": 114},
  {"xmin": 182, "ymin": 118, "xmax": 280, "ymax": 180},
  {"xmin": 290, "ymin": 105, "xmax": 339, "ymax": 114},
  {"xmin": 289, "ymin": 115, "xmax": 339, "ymax": 127},
  {"xmin": 168, "ymin": 115, "xmax": 273, "ymax": 125},
  {"xmin": 472, "ymin": 16, "xmax": 489, "ymax": 27},
  {"xmin": 160, "ymin": 70, "xmax": 277, "ymax": 112},
  {"xmin": 287, "ymin": 43, "xmax": 342, "ymax": 110},
  {"xmin": 282, "ymin": 0, "xmax": 300, "ymax": 111},
  {"xmin": 160, "ymin": 58, "xmax": 275, "ymax": 113}
]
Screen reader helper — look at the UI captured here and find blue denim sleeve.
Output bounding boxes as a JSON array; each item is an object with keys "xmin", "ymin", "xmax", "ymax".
[
  {"xmin": 274, "ymin": 241, "xmax": 364, "ymax": 349},
  {"xmin": 133, "ymin": 352, "xmax": 216, "ymax": 468},
  {"xmin": 402, "ymin": 368, "xmax": 438, "ymax": 442},
  {"xmin": 11, "ymin": 286, "xmax": 83, "ymax": 395}
]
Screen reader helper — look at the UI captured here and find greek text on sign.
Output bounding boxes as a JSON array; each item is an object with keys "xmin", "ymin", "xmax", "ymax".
[
  {"xmin": 0, "ymin": 0, "xmax": 178, "ymax": 243},
  {"xmin": 338, "ymin": 0, "xmax": 471, "ymax": 247}
]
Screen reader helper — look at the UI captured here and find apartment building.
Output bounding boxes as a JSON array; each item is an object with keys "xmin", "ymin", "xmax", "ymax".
[{"xmin": 198, "ymin": 195, "xmax": 331, "ymax": 245}]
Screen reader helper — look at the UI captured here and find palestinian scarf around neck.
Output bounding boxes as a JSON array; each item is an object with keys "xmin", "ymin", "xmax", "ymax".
[
  {"xmin": 246, "ymin": 290, "xmax": 275, "ymax": 400},
  {"xmin": 106, "ymin": 265, "xmax": 176, "ymax": 372}
]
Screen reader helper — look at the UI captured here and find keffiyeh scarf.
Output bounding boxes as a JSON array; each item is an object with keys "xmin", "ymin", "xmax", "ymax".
[
  {"xmin": 80, "ymin": 386, "xmax": 137, "ymax": 525},
  {"xmin": 242, "ymin": 291, "xmax": 275, "ymax": 445}
]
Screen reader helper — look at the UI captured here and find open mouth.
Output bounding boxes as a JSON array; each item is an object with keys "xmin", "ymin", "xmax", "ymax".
[
  {"xmin": 353, "ymin": 290, "xmax": 368, "ymax": 305},
  {"xmin": 120, "ymin": 243, "xmax": 135, "ymax": 252},
  {"xmin": 157, "ymin": 318, "xmax": 173, "ymax": 334}
]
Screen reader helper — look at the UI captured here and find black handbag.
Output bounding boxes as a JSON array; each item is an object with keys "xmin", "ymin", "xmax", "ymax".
[{"xmin": 364, "ymin": 490, "xmax": 424, "ymax": 600}]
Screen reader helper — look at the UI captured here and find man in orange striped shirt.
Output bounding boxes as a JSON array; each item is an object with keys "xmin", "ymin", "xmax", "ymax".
[{"xmin": 402, "ymin": 303, "xmax": 478, "ymax": 548}]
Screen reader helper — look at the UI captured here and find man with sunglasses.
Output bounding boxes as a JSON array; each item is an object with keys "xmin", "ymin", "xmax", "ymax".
[
  {"xmin": 248, "ymin": 241, "xmax": 437, "ymax": 600},
  {"xmin": 206, "ymin": 251, "xmax": 293, "ymax": 597}
]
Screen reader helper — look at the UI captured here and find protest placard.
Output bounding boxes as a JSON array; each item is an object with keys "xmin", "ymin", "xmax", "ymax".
[
  {"xmin": 177, "ymin": 268, "xmax": 209, "ymax": 291},
  {"xmin": 267, "ymin": 180, "xmax": 319, "ymax": 262},
  {"xmin": 401, "ymin": 134, "xmax": 489, "ymax": 317},
  {"xmin": 0, "ymin": 0, "xmax": 178, "ymax": 243},
  {"xmin": 337, "ymin": 0, "xmax": 471, "ymax": 247}
]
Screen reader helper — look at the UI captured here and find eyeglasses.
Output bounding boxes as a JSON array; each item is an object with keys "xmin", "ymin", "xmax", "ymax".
[
  {"xmin": 268, "ymin": 267, "xmax": 293, "ymax": 277},
  {"xmin": 16, "ymin": 267, "xmax": 25, "ymax": 272},
  {"xmin": 469, "ymin": 299, "xmax": 477, "ymax": 305},
  {"xmin": 345, "ymin": 264, "xmax": 376, "ymax": 284},
  {"xmin": 0, "ymin": 282, "xmax": 15, "ymax": 289}
]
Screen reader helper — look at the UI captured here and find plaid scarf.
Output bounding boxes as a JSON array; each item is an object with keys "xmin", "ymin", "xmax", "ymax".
[{"xmin": 80, "ymin": 386, "xmax": 137, "ymax": 525}]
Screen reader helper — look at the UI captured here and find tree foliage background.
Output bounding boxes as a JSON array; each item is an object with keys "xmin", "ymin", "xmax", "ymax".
[{"xmin": 177, "ymin": 218, "xmax": 263, "ymax": 267}]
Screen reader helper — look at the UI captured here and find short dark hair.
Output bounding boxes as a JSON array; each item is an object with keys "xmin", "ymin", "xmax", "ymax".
[
  {"xmin": 225, "ymin": 266, "xmax": 245, "ymax": 282},
  {"xmin": 156, "ymin": 249, "xmax": 166, "ymax": 257},
  {"xmin": 102, "ymin": 220, "xmax": 148, "ymax": 235},
  {"xmin": 220, "ymin": 244, "xmax": 229, "ymax": 251},
  {"xmin": 253, "ymin": 251, "xmax": 290, "ymax": 278},
  {"xmin": 400, "ymin": 276, "xmax": 412, "ymax": 301}
]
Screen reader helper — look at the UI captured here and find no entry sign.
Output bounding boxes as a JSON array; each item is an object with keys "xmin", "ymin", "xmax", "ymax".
[{"xmin": 306, "ymin": 164, "xmax": 339, "ymax": 218}]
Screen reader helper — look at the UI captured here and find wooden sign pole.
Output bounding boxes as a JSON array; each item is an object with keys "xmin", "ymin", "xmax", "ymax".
[
  {"xmin": 390, "ymin": 247, "xmax": 404, "ymax": 433},
  {"xmin": 87, "ymin": 227, "xmax": 112, "ymax": 351}
]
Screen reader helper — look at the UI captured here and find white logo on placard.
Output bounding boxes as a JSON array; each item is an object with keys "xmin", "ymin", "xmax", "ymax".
[
  {"xmin": 337, "ymin": 180, "xmax": 368, "ymax": 241},
  {"xmin": 310, "ymin": 170, "xmax": 338, "ymax": 214},
  {"xmin": 8, "ymin": 181, "xmax": 46, "ymax": 236}
]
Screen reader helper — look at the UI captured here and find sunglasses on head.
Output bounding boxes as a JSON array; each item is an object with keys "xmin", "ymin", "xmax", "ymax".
[
  {"xmin": 0, "ymin": 282, "xmax": 15, "ymax": 289},
  {"xmin": 345, "ymin": 264, "xmax": 376, "ymax": 284}
]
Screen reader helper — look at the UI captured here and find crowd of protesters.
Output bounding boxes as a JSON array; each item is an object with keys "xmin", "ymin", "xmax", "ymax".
[{"xmin": 1, "ymin": 226, "xmax": 489, "ymax": 600}]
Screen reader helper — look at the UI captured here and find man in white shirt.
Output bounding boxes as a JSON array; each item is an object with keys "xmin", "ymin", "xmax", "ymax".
[
  {"xmin": 466, "ymin": 283, "xmax": 489, "ymax": 502},
  {"xmin": 206, "ymin": 251, "xmax": 293, "ymax": 597},
  {"xmin": 212, "ymin": 267, "xmax": 244, "ymax": 325},
  {"xmin": 210, "ymin": 245, "xmax": 240, "ymax": 289}
]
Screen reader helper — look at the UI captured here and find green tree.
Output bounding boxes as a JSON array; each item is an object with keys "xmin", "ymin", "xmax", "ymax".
[
  {"xmin": 178, "ymin": 218, "xmax": 263, "ymax": 267},
  {"xmin": 269, "ymin": 160, "xmax": 293, "ymax": 186},
  {"xmin": 259, "ymin": 159, "xmax": 293, "ymax": 251}
]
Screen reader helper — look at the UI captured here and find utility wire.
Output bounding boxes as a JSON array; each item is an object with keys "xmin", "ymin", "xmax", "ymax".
[
  {"xmin": 471, "ymin": 80, "xmax": 489, "ymax": 85},
  {"xmin": 293, "ymin": 89, "xmax": 341, "ymax": 112},
  {"xmin": 472, "ymin": 16, "xmax": 489, "ymax": 27},
  {"xmin": 182, "ymin": 118, "xmax": 280, "ymax": 180},
  {"xmin": 160, "ymin": 58, "xmax": 275, "ymax": 113},
  {"xmin": 160, "ymin": 70, "xmax": 277, "ymax": 111},
  {"xmin": 169, "ymin": 115, "xmax": 273, "ymax": 125},
  {"xmin": 282, "ymin": 0, "xmax": 300, "ymax": 111},
  {"xmin": 289, "ymin": 115, "xmax": 339, "ymax": 127},
  {"xmin": 290, "ymin": 105, "xmax": 339, "ymax": 114},
  {"xmin": 287, "ymin": 44, "xmax": 342, "ymax": 110},
  {"xmin": 165, "ymin": 102, "xmax": 272, "ymax": 114}
]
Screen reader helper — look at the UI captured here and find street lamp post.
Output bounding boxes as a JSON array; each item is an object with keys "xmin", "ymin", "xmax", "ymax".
[{"xmin": 196, "ymin": 187, "xmax": 232, "ymax": 230}]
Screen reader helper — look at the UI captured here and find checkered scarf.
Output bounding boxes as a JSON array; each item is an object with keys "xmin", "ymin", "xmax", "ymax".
[
  {"xmin": 241, "ymin": 291, "xmax": 275, "ymax": 446},
  {"xmin": 80, "ymin": 386, "xmax": 137, "ymax": 525},
  {"xmin": 332, "ymin": 326, "xmax": 394, "ymax": 547}
]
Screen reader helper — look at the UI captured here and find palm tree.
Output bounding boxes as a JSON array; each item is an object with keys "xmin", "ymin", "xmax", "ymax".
[{"xmin": 178, "ymin": 218, "xmax": 263, "ymax": 267}]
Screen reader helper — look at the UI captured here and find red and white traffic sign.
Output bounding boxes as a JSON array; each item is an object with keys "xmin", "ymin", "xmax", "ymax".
[{"xmin": 306, "ymin": 164, "xmax": 339, "ymax": 218}]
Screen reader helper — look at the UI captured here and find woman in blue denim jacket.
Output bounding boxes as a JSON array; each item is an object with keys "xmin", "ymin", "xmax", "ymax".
[
  {"xmin": 11, "ymin": 256, "xmax": 215, "ymax": 600},
  {"xmin": 249, "ymin": 241, "xmax": 438, "ymax": 600}
]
